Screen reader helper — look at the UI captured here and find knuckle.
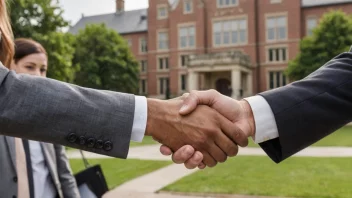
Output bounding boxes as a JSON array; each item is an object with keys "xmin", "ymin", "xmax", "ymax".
[{"xmin": 226, "ymin": 144, "xmax": 238, "ymax": 157}]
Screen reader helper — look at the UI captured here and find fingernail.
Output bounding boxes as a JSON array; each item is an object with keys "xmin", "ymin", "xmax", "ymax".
[
  {"xmin": 185, "ymin": 147, "xmax": 193, "ymax": 155},
  {"xmin": 194, "ymin": 153, "xmax": 201, "ymax": 161},
  {"xmin": 180, "ymin": 105, "xmax": 188, "ymax": 112}
]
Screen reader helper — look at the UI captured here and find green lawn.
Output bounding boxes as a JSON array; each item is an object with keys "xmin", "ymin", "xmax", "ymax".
[
  {"xmin": 163, "ymin": 156, "xmax": 352, "ymax": 198},
  {"xmin": 247, "ymin": 126, "xmax": 352, "ymax": 148},
  {"xmin": 130, "ymin": 136, "xmax": 158, "ymax": 147},
  {"xmin": 70, "ymin": 158, "xmax": 171, "ymax": 189}
]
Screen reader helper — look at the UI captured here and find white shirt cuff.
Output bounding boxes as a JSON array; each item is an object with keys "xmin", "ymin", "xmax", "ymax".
[
  {"xmin": 244, "ymin": 95, "xmax": 279, "ymax": 144},
  {"xmin": 130, "ymin": 96, "xmax": 147, "ymax": 142}
]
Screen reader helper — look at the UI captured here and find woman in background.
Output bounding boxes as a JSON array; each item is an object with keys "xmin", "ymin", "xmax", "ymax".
[{"xmin": 0, "ymin": 38, "xmax": 80, "ymax": 198}]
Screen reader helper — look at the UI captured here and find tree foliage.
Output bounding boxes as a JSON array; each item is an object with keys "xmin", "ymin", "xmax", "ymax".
[
  {"xmin": 73, "ymin": 24, "xmax": 139, "ymax": 93},
  {"xmin": 8, "ymin": 0, "xmax": 76, "ymax": 82},
  {"xmin": 286, "ymin": 11, "xmax": 352, "ymax": 81}
]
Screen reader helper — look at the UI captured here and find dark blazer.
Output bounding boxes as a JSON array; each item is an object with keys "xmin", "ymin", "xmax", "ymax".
[
  {"xmin": 259, "ymin": 47, "xmax": 352, "ymax": 163},
  {"xmin": 0, "ymin": 64, "xmax": 135, "ymax": 158},
  {"xmin": 0, "ymin": 136, "xmax": 80, "ymax": 198}
]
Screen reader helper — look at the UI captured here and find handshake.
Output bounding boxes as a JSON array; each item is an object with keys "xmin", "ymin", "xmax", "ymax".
[{"xmin": 145, "ymin": 89, "xmax": 256, "ymax": 169}]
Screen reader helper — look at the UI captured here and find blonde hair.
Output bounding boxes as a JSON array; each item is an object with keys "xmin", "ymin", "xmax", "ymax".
[{"xmin": 0, "ymin": 0, "xmax": 14, "ymax": 67}]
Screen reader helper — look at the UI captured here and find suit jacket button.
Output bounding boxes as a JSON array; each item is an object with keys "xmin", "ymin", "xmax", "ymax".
[
  {"xmin": 96, "ymin": 140, "xmax": 104, "ymax": 149},
  {"xmin": 79, "ymin": 136, "xmax": 86, "ymax": 145},
  {"xmin": 103, "ymin": 141, "xmax": 113, "ymax": 151},
  {"xmin": 67, "ymin": 133, "xmax": 77, "ymax": 143},
  {"xmin": 87, "ymin": 138, "xmax": 96, "ymax": 148},
  {"xmin": 13, "ymin": 176, "xmax": 17, "ymax": 183}
]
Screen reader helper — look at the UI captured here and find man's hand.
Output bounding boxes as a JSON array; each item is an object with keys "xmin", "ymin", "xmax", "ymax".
[
  {"xmin": 145, "ymin": 98, "xmax": 248, "ymax": 167},
  {"xmin": 160, "ymin": 90, "xmax": 256, "ymax": 169}
]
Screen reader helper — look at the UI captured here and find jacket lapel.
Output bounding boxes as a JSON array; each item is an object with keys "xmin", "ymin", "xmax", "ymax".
[{"xmin": 5, "ymin": 136, "xmax": 16, "ymax": 170}]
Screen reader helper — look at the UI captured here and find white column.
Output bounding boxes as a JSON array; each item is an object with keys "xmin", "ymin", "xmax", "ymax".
[
  {"xmin": 188, "ymin": 71, "xmax": 199, "ymax": 91},
  {"xmin": 231, "ymin": 69, "xmax": 241, "ymax": 99},
  {"xmin": 247, "ymin": 72, "xmax": 253, "ymax": 97}
]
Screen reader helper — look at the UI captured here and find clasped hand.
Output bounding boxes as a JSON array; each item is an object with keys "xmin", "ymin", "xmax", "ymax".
[{"xmin": 145, "ymin": 89, "xmax": 255, "ymax": 169}]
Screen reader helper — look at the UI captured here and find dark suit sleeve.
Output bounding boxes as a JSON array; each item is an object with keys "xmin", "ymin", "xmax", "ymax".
[
  {"xmin": 258, "ymin": 50, "xmax": 352, "ymax": 163},
  {"xmin": 0, "ymin": 65, "xmax": 135, "ymax": 158}
]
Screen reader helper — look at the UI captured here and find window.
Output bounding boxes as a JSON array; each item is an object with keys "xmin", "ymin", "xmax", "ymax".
[
  {"xmin": 140, "ymin": 60, "xmax": 147, "ymax": 72},
  {"xmin": 269, "ymin": 71, "xmax": 287, "ymax": 89},
  {"xmin": 268, "ymin": 47, "xmax": 287, "ymax": 62},
  {"xmin": 127, "ymin": 39, "xmax": 132, "ymax": 47},
  {"xmin": 179, "ymin": 25, "xmax": 195, "ymax": 48},
  {"xmin": 140, "ymin": 79, "xmax": 147, "ymax": 94},
  {"xmin": 157, "ymin": 5, "xmax": 168, "ymax": 19},
  {"xmin": 159, "ymin": 77, "xmax": 170, "ymax": 95},
  {"xmin": 184, "ymin": 0, "xmax": 193, "ymax": 14},
  {"xmin": 181, "ymin": 74, "xmax": 187, "ymax": 91},
  {"xmin": 270, "ymin": 0, "xmax": 282, "ymax": 3},
  {"xmin": 180, "ymin": 55, "xmax": 189, "ymax": 67},
  {"xmin": 140, "ymin": 37, "xmax": 148, "ymax": 53},
  {"xmin": 158, "ymin": 57, "xmax": 169, "ymax": 70},
  {"xmin": 217, "ymin": 0, "xmax": 238, "ymax": 8},
  {"xmin": 267, "ymin": 15, "xmax": 287, "ymax": 41},
  {"xmin": 158, "ymin": 31, "xmax": 169, "ymax": 50},
  {"xmin": 213, "ymin": 18, "xmax": 247, "ymax": 46},
  {"xmin": 307, "ymin": 17, "xmax": 317, "ymax": 36}
]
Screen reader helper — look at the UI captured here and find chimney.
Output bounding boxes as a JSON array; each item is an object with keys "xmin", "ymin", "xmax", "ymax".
[{"xmin": 116, "ymin": 0, "xmax": 125, "ymax": 13}]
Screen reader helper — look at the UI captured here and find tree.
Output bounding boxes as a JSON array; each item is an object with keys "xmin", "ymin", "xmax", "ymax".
[
  {"xmin": 8, "ymin": 0, "xmax": 76, "ymax": 82},
  {"xmin": 8, "ymin": 0, "xmax": 68, "ymax": 38},
  {"xmin": 286, "ymin": 11, "xmax": 352, "ymax": 81},
  {"xmin": 34, "ymin": 32, "xmax": 77, "ymax": 82},
  {"xmin": 73, "ymin": 24, "xmax": 139, "ymax": 93}
]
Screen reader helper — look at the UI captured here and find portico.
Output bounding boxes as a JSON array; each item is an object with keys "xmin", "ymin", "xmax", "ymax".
[{"xmin": 187, "ymin": 51, "xmax": 253, "ymax": 99}]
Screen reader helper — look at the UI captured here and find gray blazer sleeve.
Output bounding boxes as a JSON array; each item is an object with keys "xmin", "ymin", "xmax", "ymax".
[
  {"xmin": 0, "ymin": 64, "xmax": 135, "ymax": 158},
  {"xmin": 258, "ymin": 49, "xmax": 352, "ymax": 163},
  {"xmin": 54, "ymin": 144, "xmax": 80, "ymax": 198}
]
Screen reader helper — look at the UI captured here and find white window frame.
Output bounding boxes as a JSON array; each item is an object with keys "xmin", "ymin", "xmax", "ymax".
[
  {"xmin": 157, "ymin": 4, "xmax": 168, "ymax": 20},
  {"xmin": 178, "ymin": 23, "xmax": 196, "ymax": 49},
  {"xmin": 157, "ymin": 56, "xmax": 169, "ymax": 71},
  {"xmin": 217, "ymin": 0, "xmax": 239, "ymax": 8},
  {"xmin": 266, "ymin": 13, "xmax": 288, "ymax": 42},
  {"xmin": 266, "ymin": 46, "xmax": 288, "ymax": 63},
  {"xmin": 183, "ymin": 0, "xmax": 193, "ymax": 14},
  {"xmin": 157, "ymin": 29, "xmax": 169, "ymax": 51},
  {"xmin": 157, "ymin": 76, "xmax": 170, "ymax": 95},
  {"xmin": 140, "ymin": 79, "xmax": 148, "ymax": 95},
  {"xmin": 179, "ymin": 73, "xmax": 188, "ymax": 92},
  {"xmin": 270, "ymin": 0, "xmax": 282, "ymax": 4},
  {"xmin": 267, "ymin": 69, "xmax": 288, "ymax": 90},
  {"xmin": 139, "ymin": 37, "xmax": 148, "ymax": 53},
  {"xmin": 212, "ymin": 16, "xmax": 248, "ymax": 47},
  {"xmin": 179, "ymin": 54, "xmax": 191, "ymax": 67},
  {"xmin": 306, "ymin": 16, "xmax": 317, "ymax": 36},
  {"xmin": 140, "ymin": 60, "xmax": 147, "ymax": 73}
]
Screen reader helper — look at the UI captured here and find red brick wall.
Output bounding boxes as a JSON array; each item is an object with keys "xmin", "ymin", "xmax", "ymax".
[{"xmin": 124, "ymin": 0, "xmax": 352, "ymax": 96}]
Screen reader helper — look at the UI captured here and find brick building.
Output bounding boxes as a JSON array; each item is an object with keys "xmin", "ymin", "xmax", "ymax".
[{"xmin": 69, "ymin": 0, "xmax": 352, "ymax": 99}]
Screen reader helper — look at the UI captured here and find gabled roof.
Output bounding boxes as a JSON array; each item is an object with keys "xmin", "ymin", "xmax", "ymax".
[
  {"xmin": 68, "ymin": 8, "xmax": 147, "ymax": 35},
  {"xmin": 302, "ymin": 0, "xmax": 352, "ymax": 7}
]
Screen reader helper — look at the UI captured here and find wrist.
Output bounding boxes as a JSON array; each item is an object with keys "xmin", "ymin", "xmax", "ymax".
[
  {"xmin": 239, "ymin": 100, "xmax": 255, "ymax": 137},
  {"xmin": 145, "ymin": 98, "xmax": 160, "ymax": 137}
]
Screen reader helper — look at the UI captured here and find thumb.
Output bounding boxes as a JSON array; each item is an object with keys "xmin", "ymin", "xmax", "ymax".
[
  {"xmin": 179, "ymin": 91, "xmax": 200, "ymax": 115},
  {"xmin": 179, "ymin": 90, "xmax": 218, "ymax": 115}
]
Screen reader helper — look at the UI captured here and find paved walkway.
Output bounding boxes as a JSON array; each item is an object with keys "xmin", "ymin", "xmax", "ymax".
[
  {"xmin": 67, "ymin": 145, "xmax": 352, "ymax": 160},
  {"xmin": 68, "ymin": 145, "xmax": 351, "ymax": 198}
]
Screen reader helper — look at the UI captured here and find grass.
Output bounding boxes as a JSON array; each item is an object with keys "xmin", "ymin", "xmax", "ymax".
[
  {"xmin": 163, "ymin": 156, "xmax": 352, "ymax": 198},
  {"xmin": 130, "ymin": 136, "xmax": 158, "ymax": 147},
  {"xmin": 70, "ymin": 158, "xmax": 171, "ymax": 189},
  {"xmin": 246, "ymin": 126, "xmax": 352, "ymax": 148}
]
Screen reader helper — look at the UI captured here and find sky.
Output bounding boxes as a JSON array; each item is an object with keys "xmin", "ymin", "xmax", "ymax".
[{"xmin": 60, "ymin": 0, "xmax": 149, "ymax": 26}]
